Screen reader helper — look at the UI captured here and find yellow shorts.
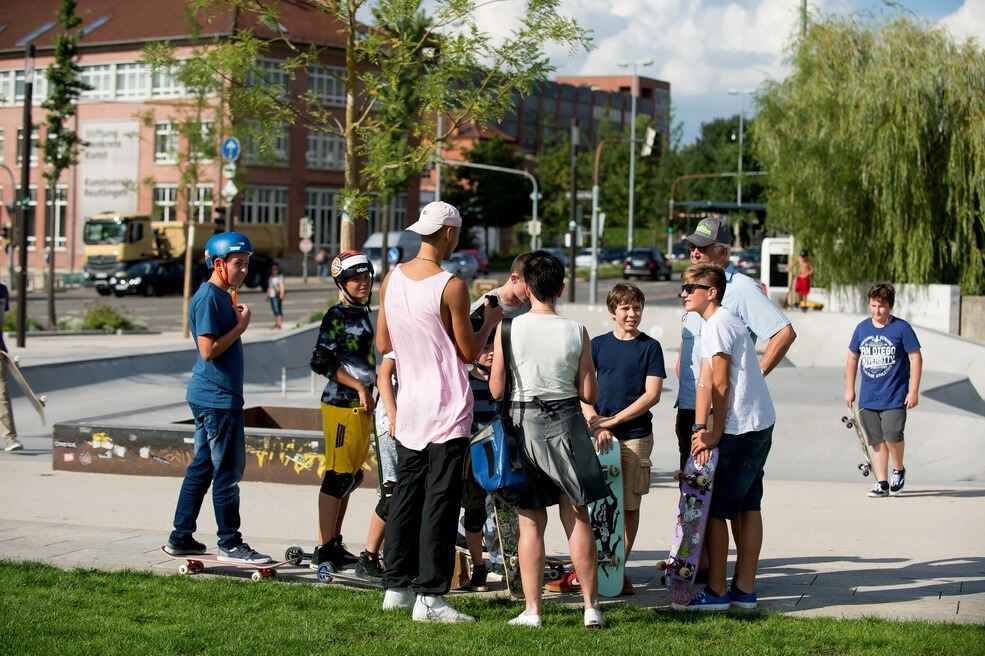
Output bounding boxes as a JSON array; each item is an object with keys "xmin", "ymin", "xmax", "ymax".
[{"xmin": 321, "ymin": 403, "xmax": 372, "ymax": 475}]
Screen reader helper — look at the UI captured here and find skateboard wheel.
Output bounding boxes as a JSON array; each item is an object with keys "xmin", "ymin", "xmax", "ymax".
[
  {"xmin": 317, "ymin": 564, "xmax": 334, "ymax": 583},
  {"xmin": 39, "ymin": 396, "xmax": 47, "ymax": 404},
  {"xmin": 610, "ymin": 555, "xmax": 621, "ymax": 567},
  {"xmin": 178, "ymin": 564, "xmax": 189, "ymax": 575},
  {"xmin": 608, "ymin": 464, "xmax": 620, "ymax": 477},
  {"xmin": 679, "ymin": 566, "xmax": 693, "ymax": 578},
  {"xmin": 189, "ymin": 560, "xmax": 203, "ymax": 571},
  {"xmin": 673, "ymin": 470, "xmax": 683, "ymax": 481},
  {"xmin": 285, "ymin": 546, "xmax": 304, "ymax": 564},
  {"xmin": 695, "ymin": 475, "xmax": 708, "ymax": 488},
  {"xmin": 508, "ymin": 555, "xmax": 519, "ymax": 569},
  {"xmin": 252, "ymin": 571, "xmax": 263, "ymax": 582},
  {"xmin": 657, "ymin": 560, "xmax": 668, "ymax": 570}
]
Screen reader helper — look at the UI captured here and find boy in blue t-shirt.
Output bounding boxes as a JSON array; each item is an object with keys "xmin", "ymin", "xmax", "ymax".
[
  {"xmin": 582, "ymin": 282, "xmax": 665, "ymax": 595},
  {"xmin": 845, "ymin": 282, "xmax": 922, "ymax": 497},
  {"xmin": 166, "ymin": 232, "xmax": 271, "ymax": 564}
]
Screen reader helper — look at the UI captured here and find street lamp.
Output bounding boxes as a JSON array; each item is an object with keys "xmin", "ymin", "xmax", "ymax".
[
  {"xmin": 728, "ymin": 88, "xmax": 754, "ymax": 207},
  {"xmin": 617, "ymin": 58, "xmax": 652, "ymax": 252},
  {"xmin": 17, "ymin": 44, "xmax": 35, "ymax": 348}
]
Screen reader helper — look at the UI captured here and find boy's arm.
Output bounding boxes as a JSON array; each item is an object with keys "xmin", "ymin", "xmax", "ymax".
[
  {"xmin": 377, "ymin": 357, "xmax": 397, "ymax": 435},
  {"xmin": 906, "ymin": 350, "xmax": 922, "ymax": 409},
  {"xmin": 575, "ymin": 327, "xmax": 599, "ymax": 406},
  {"xmin": 196, "ymin": 302, "xmax": 251, "ymax": 361},
  {"xmin": 694, "ymin": 357, "xmax": 712, "ymax": 426},
  {"xmin": 691, "ymin": 353, "xmax": 730, "ymax": 465},
  {"xmin": 593, "ymin": 376, "xmax": 663, "ymax": 430},
  {"xmin": 375, "ymin": 273, "xmax": 393, "ymax": 354},
  {"xmin": 675, "ymin": 340, "xmax": 682, "ymax": 380},
  {"xmin": 443, "ymin": 278, "xmax": 501, "ymax": 363},
  {"xmin": 845, "ymin": 350, "xmax": 859, "ymax": 407},
  {"xmin": 332, "ymin": 368, "xmax": 374, "ymax": 412},
  {"xmin": 489, "ymin": 322, "xmax": 506, "ymax": 400}
]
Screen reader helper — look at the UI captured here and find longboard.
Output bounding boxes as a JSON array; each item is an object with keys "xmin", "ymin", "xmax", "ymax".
[
  {"xmin": 660, "ymin": 448, "xmax": 718, "ymax": 607},
  {"xmin": 314, "ymin": 562, "xmax": 386, "ymax": 589},
  {"xmin": 160, "ymin": 546, "xmax": 299, "ymax": 581},
  {"xmin": 0, "ymin": 351, "xmax": 46, "ymax": 424},
  {"xmin": 492, "ymin": 500, "xmax": 521, "ymax": 597},
  {"xmin": 841, "ymin": 405, "xmax": 874, "ymax": 477},
  {"xmin": 589, "ymin": 439, "xmax": 624, "ymax": 597}
]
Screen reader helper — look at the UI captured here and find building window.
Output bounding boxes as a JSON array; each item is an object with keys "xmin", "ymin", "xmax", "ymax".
[
  {"xmin": 115, "ymin": 63, "xmax": 148, "ymax": 100},
  {"xmin": 191, "ymin": 121, "xmax": 215, "ymax": 163},
  {"xmin": 155, "ymin": 122, "xmax": 177, "ymax": 164},
  {"xmin": 80, "ymin": 64, "xmax": 114, "ymax": 100},
  {"xmin": 240, "ymin": 185, "xmax": 288, "ymax": 224},
  {"xmin": 365, "ymin": 193, "xmax": 407, "ymax": 236},
  {"xmin": 14, "ymin": 69, "xmax": 47, "ymax": 104},
  {"xmin": 151, "ymin": 66, "xmax": 183, "ymax": 98},
  {"xmin": 305, "ymin": 130, "xmax": 345, "ymax": 170},
  {"xmin": 45, "ymin": 185, "xmax": 68, "ymax": 250},
  {"xmin": 17, "ymin": 128, "xmax": 40, "ymax": 167},
  {"xmin": 152, "ymin": 184, "xmax": 178, "ymax": 222},
  {"xmin": 308, "ymin": 65, "xmax": 345, "ymax": 106},
  {"xmin": 190, "ymin": 184, "xmax": 214, "ymax": 223},
  {"xmin": 248, "ymin": 59, "xmax": 289, "ymax": 97},
  {"xmin": 0, "ymin": 71, "xmax": 13, "ymax": 105},
  {"xmin": 305, "ymin": 187, "xmax": 340, "ymax": 253},
  {"xmin": 244, "ymin": 122, "xmax": 289, "ymax": 166}
]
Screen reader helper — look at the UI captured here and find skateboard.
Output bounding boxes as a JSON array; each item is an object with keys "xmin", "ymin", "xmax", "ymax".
[
  {"xmin": 589, "ymin": 439, "xmax": 624, "ymax": 597},
  {"xmin": 491, "ymin": 500, "xmax": 521, "ymax": 596},
  {"xmin": 282, "ymin": 544, "xmax": 359, "ymax": 570},
  {"xmin": 312, "ymin": 561, "xmax": 386, "ymax": 589},
  {"xmin": 160, "ymin": 546, "xmax": 300, "ymax": 581},
  {"xmin": 0, "ymin": 351, "xmax": 46, "ymax": 424},
  {"xmin": 841, "ymin": 405, "xmax": 874, "ymax": 477},
  {"xmin": 658, "ymin": 448, "xmax": 718, "ymax": 606}
]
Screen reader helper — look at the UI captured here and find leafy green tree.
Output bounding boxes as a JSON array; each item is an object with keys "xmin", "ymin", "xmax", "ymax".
[
  {"xmin": 41, "ymin": 0, "xmax": 90, "ymax": 328},
  {"xmin": 755, "ymin": 12, "xmax": 985, "ymax": 293},
  {"xmin": 167, "ymin": 0, "xmax": 590, "ymax": 251}
]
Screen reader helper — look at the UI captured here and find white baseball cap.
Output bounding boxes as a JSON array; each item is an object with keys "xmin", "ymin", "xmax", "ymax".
[{"xmin": 407, "ymin": 201, "xmax": 462, "ymax": 235}]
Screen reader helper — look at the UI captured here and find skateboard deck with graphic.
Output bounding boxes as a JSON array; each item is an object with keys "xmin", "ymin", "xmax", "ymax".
[
  {"xmin": 0, "ymin": 351, "xmax": 46, "ymax": 424},
  {"xmin": 160, "ymin": 547, "xmax": 299, "ymax": 581},
  {"xmin": 841, "ymin": 405, "xmax": 874, "ymax": 477},
  {"xmin": 589, "ymin": 439, "xmax": 624, "ymax": 597},
  {"xmin": 492, "ymin": 500, "xmax": 521, "ymax": 596},
  {"xmin": 659, "ymin": 448, "xmax": 718, "ymax": 606}
]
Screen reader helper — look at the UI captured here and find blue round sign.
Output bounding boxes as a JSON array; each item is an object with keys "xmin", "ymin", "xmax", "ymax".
[
  {"xmin": 387, "ymin": 247, "xmax": 400, "ymax": 264},
  {"xmin": 221, "ymin": 137, "xmax": 241, "ymax": 162}
]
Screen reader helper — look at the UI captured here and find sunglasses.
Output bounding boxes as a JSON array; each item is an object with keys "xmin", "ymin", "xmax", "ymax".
[{"xmin": 681, "ymin": 283, "xmax": 712, "ymax": 294}]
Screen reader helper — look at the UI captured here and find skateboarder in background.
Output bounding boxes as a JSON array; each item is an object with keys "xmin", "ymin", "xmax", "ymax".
[
  {"xmin": 792, "ymin": 249, "xmax": 815, "ymax": 306},
  {"xmin": 489, "ymin": 251, "xmax": 608, "ymax": 628},
  {"xmin": 165, "ymin": 232, "xmax": 271, "ymax": 564},
  {"xmin": 309, "ymin": 250, "xmax": 377, "ymax": 571},
  {"xmin": 0, "ymin": 282, "xmax": 21, "ymax": 453},
  {"xmin": 676, "ymin": 263, "xmax": 776, "ymax": 612},
  {"xmin": 580, "ymin": 282, "xmax": 665, "ymax": 596},
  {"xmin": 845, "ymin": 282, "xmax": 922, "ymax": 498},
  {"xmin": 376, "ymin": 201, "xmax": 501, "ymax": 623}
]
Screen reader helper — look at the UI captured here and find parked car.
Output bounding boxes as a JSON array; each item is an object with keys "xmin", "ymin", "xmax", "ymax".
[
  {"xmin": 455, "ymin": 248, "xmax": 489, "ymax": 275},
  {"xmin": 671, "ymin": 241, "xmax": 690, "ymax": 260},
  {"xmin": 622, "ymin": 248, "xmax": 672, "ymax": 281},
  {"xmin": 441, "ymin": 252, "xmax": 479, "ymax": 280},
  {"xmin": 733, "ymin": 248, "xmax": 762, "ymax": 277},
  {"xmin": 599, "ymin": 247, "xmax": 628, "ymax": 264},
  {"xmin": 109, "ymin": 259, "xmax": 184, "ymax": 297},
  {"xmin": 574, "ymin": 249, "xmax": 594, "ymax": 268},
  {"xmin": 541, "ymin": 247, "xmax": 570, "ymax": 267}
]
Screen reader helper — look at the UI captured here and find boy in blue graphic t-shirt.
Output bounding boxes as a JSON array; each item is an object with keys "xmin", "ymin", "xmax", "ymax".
[
  {"xmin": 582, "ymin": 282, "xmax": 665, "ymax": 595},
  {"xmin": 845, "ymin": 282, "xmax": 922, "ymax": 497}
]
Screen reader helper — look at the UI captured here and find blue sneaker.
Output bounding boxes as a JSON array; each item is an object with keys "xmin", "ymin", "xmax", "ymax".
[
  {"xmin": 671, "ymin": 587, "xmax": 730, "ymax": 612},
  {"xmin": 728, "ymin": 584, "xmax": 758, "ymax": 610}
]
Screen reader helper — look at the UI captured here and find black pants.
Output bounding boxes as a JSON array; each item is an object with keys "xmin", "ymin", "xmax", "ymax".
[
  {"xmin": 675, "ymin": 408, "xmax": 696, "ymax": 472},
  {"xmin": 383, "ymin": 438, "xmax": 468, "ymax": 595}
]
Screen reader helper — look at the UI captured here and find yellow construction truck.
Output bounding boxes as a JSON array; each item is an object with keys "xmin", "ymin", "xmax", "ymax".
[{"xmin": 82, "ymin": 213, "xmax": 286, "ymax": 295}]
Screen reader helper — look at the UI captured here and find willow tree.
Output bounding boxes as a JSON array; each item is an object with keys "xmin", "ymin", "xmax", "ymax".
[
  {"xmin": 754, "ymin": 13, "xmax": 985, "ymax": 294},
  {"xmin": 162, "ymin": 0, "xmax": 590, "ymax": 251}
]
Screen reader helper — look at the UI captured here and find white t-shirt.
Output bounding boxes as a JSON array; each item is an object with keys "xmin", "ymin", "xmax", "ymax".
[
  {"xmin": 508, "ymin": 313, "xmax": 584, "ymax": 402},
  {"xmin": 267, "ymin": 274, "xmax": 285, "ymax": 298},
  {"xmin": 700, "ymin": 306, "xmax": 775, "ymax": 435}
]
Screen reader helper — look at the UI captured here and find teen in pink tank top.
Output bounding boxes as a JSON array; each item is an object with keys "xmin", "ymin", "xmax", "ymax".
[{"xmin": 383, "ymin": 266, "xmax": 473, "ymax": 450}]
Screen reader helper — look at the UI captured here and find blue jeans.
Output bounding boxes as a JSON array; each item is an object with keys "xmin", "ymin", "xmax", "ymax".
[
  {"xmin": 269, "ymin": 296, "xmax": 283, "ymax": 317},
  {"xmin": 170, "ymin": 403, "xmax": 246, "ymax": 549}
]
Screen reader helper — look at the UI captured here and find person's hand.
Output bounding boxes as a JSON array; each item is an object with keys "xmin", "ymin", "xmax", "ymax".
[
  {"xmin": 357, "ymin": 385, "xmax": 375, "ymax": 414},
  {"xmin": 690, "ymin": 429, "xmax": 719, "ymax": 466},
  {"xmin": 483, "ymin": 299, "xmax": 503, "ymax": 326},
  {"xmin": 844, "ymin": 388, "xmax": 855, "ymax": 408},
  {"xmin": 235, "ymin": 303, "xmax": 251, "ymax": 328},
  {"xmin": 594, "ymin": 428, "xmax": 613, "ymax": 454},
  {"xmin": 905, "ymin": 391, "xmax": 919, "ymax": 409}
]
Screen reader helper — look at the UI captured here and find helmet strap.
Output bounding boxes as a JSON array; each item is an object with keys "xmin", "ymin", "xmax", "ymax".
[{"xmin": 335, "ymin": 279, "xmax": 372, "ymax": 307}]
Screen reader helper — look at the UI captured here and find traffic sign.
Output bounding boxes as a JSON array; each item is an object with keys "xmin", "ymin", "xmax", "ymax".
[
  {"xmin": 299, "ymin": 238, "xmax": 313, "ymax": 254},
  {"xmin": 299, "ymin": 217, "xmax": 314, "ymax": 239},
  {"xmin": 221, "ymin": 137, "xmax": 241, "ymax": 162},
  {"xmin": 387, "ymin": 247, "xmax": 400, "ymax": 264},
  {"xmin": 222, "ymin": 162, "xmax": 237, "ymax": 180},
  {"xmin": 527, "ymin": 219, "xmax": 541, "ymax": 236},
  {"xmin": 220, "ymin": 179, "xmax": 238, "ymax": 202}
]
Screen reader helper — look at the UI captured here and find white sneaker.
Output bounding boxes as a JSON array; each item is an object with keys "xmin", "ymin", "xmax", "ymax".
[
  {"xmin": 507, "ymin": 612, "xmax": 542, "ymax": 627},
  {"xmin": 584, "ymin": 607, "xmax": 606, "ymax": 628},
  {"xmin": 4, "ymin": 439, "xmax": 23, "ymax": 452},
  {"xmin": 412, "ymin": 594, "xmax": 476, "ymax": 623},
  {"xmin": 382, "ymin": 588, "xmax": 415, "ymax": 611}
]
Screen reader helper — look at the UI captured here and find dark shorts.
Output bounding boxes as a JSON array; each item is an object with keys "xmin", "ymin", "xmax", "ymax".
[
  {"xmin": 269, "ymin": 296, "xmax": 283, "ymax": 317},
  {"xmin": 709, "ymin": 424, "xmax": 774, "ymax": 521},
  {"xmin": 859, "ymin": 407, "xmax": 906, "ymax": 445}
]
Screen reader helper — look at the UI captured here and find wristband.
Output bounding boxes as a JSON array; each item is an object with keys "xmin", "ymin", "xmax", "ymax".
[{"xmin": 691, "ymin": 423, "xmax": 707, "ymax": 433}]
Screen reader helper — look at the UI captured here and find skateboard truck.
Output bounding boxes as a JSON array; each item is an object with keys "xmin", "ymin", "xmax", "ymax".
[
  {"xmin": 657, "ymin": 557, "xmax": 692, "ymax": 579},
  {"xmin": 674, "ymin": 469, "xmax": 711, "ymax": 493}
]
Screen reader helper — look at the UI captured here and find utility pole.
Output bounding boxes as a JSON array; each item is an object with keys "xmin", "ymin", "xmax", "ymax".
[
  {"xmin": 617, "ymin": 58, "xmax": 653, "ymax": 252},
  {"xmin": 17, "ymin": 45, "xmax": 35, "ymax": 348},
  {"xmin": 568, "ymin": 118, "xmax": 578, "ymax": 302}
]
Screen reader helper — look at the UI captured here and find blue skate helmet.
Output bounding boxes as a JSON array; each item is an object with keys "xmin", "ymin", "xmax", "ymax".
[{"xmin": 205, "ymin": 232, "xmax": 254, "ymax": 269}]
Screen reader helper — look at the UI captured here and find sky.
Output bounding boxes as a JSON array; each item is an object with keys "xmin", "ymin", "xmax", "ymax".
[{"xmin": 463, "ymin": 0, "xmax": 985, "ymax": 144}]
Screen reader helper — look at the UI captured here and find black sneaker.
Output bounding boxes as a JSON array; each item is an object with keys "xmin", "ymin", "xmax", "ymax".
[
  {"xmin": 463, "ymin": 562, "xmax": 488, "ymax": 591},
  {"xmin": 355, "ymin": 551, "xmax": 385, "ymax": 579},
  {"xmin": 164, "ymin": 537, "xmax": 207, "ymax": 556},
  {"xmin": 889, "ymin": 468, "xmax": 905, "ymax": 496},
  {"xmin": 311, "ymin": 537, "xmax": 359, "ymax": 570},
  {"xmin": 867, "ymin": 482, "xmax": 889, "ymax": 498}
]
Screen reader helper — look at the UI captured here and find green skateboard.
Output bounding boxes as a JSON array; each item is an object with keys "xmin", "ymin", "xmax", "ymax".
[{"xmin": 589, "ymin": 439, "xmax": 624, "ymax": 597}]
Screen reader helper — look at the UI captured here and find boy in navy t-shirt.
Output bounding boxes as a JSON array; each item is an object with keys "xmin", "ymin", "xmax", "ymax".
[
  {"xmin": 582, "ymin": 282, "xmax": 665, "ymax": 595},
  {"xmin": 845, "ymin": 282, "xmax": 922, "ymax": 497},
  {"xmin": 166, "ymin": 232, "xmax": 271, "ymax": 564}
]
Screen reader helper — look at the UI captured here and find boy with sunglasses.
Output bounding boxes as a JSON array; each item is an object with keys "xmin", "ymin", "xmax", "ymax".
[{"xmin": 673, "ymin": 263, "xmax": 775, "ymax": 612}]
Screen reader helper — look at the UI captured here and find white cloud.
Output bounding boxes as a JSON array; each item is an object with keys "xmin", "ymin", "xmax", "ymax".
[{"xmin": 939, "ymin": 0, "xmax": 985, "ymax": 45}]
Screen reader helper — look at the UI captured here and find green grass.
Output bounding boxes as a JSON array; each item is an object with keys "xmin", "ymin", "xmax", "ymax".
[{"xmin": 1, "ymin": 562, "xmax": 979, "ymax": 656}]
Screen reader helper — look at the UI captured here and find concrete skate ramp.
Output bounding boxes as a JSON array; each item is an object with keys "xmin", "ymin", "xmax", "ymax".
[{"xmin": 922, "ymin": 378, "xmax": 985, "ymax": 418}]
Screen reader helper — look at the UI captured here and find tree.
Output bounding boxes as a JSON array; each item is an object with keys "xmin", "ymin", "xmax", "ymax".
[
  {"xmin": 172, "ymin": 0, "xmax": 590, "ymax": 251},
  {"xmin": 41, "ymin": 0, "xmax": 89, "ymax": 328},
  {"xmin": 442, "ymin": 134, "xmax": 527, "ymax": 252},
  {"xmin": 754, "ymin": 12, "xmax": 985, "ymax": 293}
]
